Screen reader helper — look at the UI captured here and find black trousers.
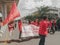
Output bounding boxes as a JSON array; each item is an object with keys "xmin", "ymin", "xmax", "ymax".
[
  {"xmin": 19, "ymin": 31, "xmax": 22, "ymax": 39},
  {"xmin": 39, "ymin": 35, "xmax": 46, "ymax": 45},
  {"xmin": 51, "ymin": 26, "xmax": 55, "ymax": 34},
  {"xmin": 0, "ymin": 26, "xmax": 1, "ymax": 30}
]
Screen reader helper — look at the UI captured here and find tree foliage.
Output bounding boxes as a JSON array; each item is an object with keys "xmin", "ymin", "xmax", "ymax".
[{"xmin": 25, "ymin": 6, "xmax": 58, "ymax": 21}]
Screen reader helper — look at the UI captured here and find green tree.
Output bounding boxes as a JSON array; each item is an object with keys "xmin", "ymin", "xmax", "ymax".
[
  {"xmin": 36, "ymin": 6, "xmax": 50, "ymax": 17},
  {"xmin": 25, "ymin": 6, "xmax": 58, "ymax": 21}
]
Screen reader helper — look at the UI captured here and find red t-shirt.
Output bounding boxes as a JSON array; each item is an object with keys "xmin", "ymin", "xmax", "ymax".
[
  {"xmin": 18, "ymin": 21, "xmax": 22, "ymax": 32},
  {"xmin": 34, "ymin": 22, "xmax": 38, "ymax": 26},
  {"xmin": 54, "ymin": 20, "xmax": 56, "ymax": 26},
  {"xmin": 49, "ymin": 21, "xmax": 52, "ymax": 27},
  {"xmin": 8, "ymin": 23, "xmax": 14, "ymax": 31},
  {"xmin": 31, "ymin": 21, "xmax": 38, "ymax": 26},
  {"xmin": 30, "ymin": 21, "xmax": 35, "ymax": 25},
  {"xmin": 39, "ymin": 20, "xmax": 48, "ymax": 35}
]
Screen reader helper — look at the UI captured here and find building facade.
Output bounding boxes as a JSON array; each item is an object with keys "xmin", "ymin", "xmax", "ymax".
[{"xmin": 0, "ymin": 0, "xmax": 19, "ymax": 21}]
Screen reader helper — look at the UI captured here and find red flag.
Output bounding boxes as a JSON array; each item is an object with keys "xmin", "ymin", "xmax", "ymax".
[{"xmin": 2, "ymin": 2, "xmax": 20, "ymax": 26}]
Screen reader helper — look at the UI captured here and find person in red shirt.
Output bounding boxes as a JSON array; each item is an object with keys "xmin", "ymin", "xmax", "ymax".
[
  {"xmin": 39, "ymin": 16, "xmax": 48, "ymax": 45},
  {"xmin": 47, "ymin": 20, "xmax": 52, "ymax": 33},
  {"xmin": 30, "ymin": 21, "xmax": 35, "ymax": 25},
  {"xmin": 18, "ymin": 20, "xmax": 22, "ymax": 39},
  {"xmin": 8, "ymin": 21, "xmax": 15, "ymax": 36},
  {"xmin": 49, "ymin": 20, "xmax": 52, "ymax": 28},
  {"xmin": 30, "ymin": 19, "xmax": 39, "ymax": 26},
  {"xmin": 34, "ymin": 19, "xmax": 39, "ymax": 26},
  {"xmin": 50, "ymin": 19, "xmax": 56, "ymax": 34}
]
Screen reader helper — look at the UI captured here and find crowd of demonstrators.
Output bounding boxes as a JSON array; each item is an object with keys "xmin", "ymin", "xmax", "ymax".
[
  {"xmin": 7, "ymin": 17, "xmax": 57, "ymax": 40},
  {"xmin": 48, "ymin": 19, "xmax": 57, "ymax": 34},
  {"xmin": 0, "ymin": 16, "xmax": 57, "ymax": 42}
]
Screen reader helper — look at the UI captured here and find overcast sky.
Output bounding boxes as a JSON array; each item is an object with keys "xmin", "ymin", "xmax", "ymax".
[{"xmin": 16, "ymin": 0, "xmax": 60, "ymax": 19}]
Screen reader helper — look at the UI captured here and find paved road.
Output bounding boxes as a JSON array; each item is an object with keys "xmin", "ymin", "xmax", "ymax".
[{"xmin": 0, "ymin": 31, "xmax": 60, "ymax": 45}]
